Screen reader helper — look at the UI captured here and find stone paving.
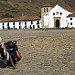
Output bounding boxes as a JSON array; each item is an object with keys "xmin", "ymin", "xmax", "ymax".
[{"xmin": 0, "ymin": 29, "xmax": 75, "ymax": 75}]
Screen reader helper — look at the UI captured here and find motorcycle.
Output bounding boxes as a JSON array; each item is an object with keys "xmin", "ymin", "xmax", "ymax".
[{"xmin": 0, "ymin": 41, "xmax": 22, "ymax": 69}]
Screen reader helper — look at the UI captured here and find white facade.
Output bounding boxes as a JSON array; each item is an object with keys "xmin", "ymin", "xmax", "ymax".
[
  {"xmin": 43, "ymin": 4, "xmax": 75, "ymax": 28},
  {"xmin": 44, "ymin": 15, "xmax": 49, "ymax": 26},
  {"xmin": 66, "ymin": 17, "xmax": 75, "ymax": 28},
  {"xmin": 0, "ymin": 20, "xmax": 41, "ymax": 29}
]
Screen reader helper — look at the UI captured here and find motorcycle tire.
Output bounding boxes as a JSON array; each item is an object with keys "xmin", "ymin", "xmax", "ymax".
[{"xmin": 9, "ymin": 55, "xmax": 16, "ymax": 69}]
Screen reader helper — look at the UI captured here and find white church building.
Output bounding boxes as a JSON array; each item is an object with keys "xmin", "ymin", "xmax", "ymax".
[{"xmin": 41, "ymin": 4, "xmax": 75, "ymax": 28}]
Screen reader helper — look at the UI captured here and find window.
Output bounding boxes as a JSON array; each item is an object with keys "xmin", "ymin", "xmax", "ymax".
[
  {"xmin": 56, "ymin": 12, "xmax": 59, "ymax": 15},
  {"xmin": 33, "ymin": 25, "xmax": 35, "ymax": 29},
  {"xmin": 3, "ymin": 22, "xmax": 4, "ymax": 25},
  {"xmin": 25, "ymin": 21, "xmax": 26, "ymax": 25},
  {"xmin": 19, "ymin": 25, "xmax": 21, "ymax": 29},
  {"xmin": 44, "ymin": 8, "xmax": 45, "ymax": 12},
  {"xmin": 13, "ymin": 22, "xmax": 15, "ymax": 25},
  {"xmin": 7, "ymin": 22, "xmax": 10, "ymax": 29},
  {"xmin": 8, "ymin": 22, "xmax": 9, "ymax": 25},
  {"xmin": 31, "ymin": 21, "xmax": 33, "ymax": 24},
  {"xmin": 70, "ymin": 18, "xmax": 72, "ymax": 20},
  {"xmin": 60, "ymin": 12, "xmax": 62, "ymax": 15},
  {"xmin": 2, "ymin": 23, "xmax": 4, "ymax": 29},
  {"xmin": 67, "ymin": 23, "xmax": 69, "ymax": 27},
  {"xmin": 19, "ymin": 22, "xmax": 21, "ymax": 25},
  {"xmin": 70, "ymin": 22, "xmax": 72, "ymax": 25},
  {"xmin": 37, "ymin": 21, "xmax": 39, "ymax": 24},
  {"xmin": 47, "ymin": 8, "xmax": 48, "ymax": 12},
  {"xmin": 53, "ymin": 13, "xmax": 55, "ymax": 15}
]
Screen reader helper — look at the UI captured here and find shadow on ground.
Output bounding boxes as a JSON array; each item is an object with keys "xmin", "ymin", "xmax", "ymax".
[{"xmin": 0, "ymin": 60, "xmax": 7, "ymax": 68}]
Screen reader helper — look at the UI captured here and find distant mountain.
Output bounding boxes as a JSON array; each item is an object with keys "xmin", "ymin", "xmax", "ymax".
[{"xmin": 0, "ymin": 0, "xmax": 75, "ymax": 18}]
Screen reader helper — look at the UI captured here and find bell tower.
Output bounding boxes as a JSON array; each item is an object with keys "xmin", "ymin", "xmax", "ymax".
[{"xmin": 41, "ymin": 3, "xmax": 53, "ymax": 28}]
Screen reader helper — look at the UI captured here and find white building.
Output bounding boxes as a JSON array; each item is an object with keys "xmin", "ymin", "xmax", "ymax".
[
  {"xmin": 41, "ymin": 4, "xmax": 75, "ymax": 28},
  {"xmin": 0, "ymin": 16, "xmax": 41, "ymax": 29},
  {"xmin": 0, "ymin": 4, "xmax": 75, "ymax": 29},
  {"xmin": 66, "ymin": 14, "xmax": 75, "ymax": 28}
]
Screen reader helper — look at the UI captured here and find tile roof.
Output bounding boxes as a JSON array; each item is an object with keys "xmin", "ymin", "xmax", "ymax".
[
  {"xmin": 0, "ymin": 16, "xmax": 41, "ymax": 22},
  {"xmin": 41, "ymin": 3, "xmax": 75, "ymax": 14},
  {"xmin": 42, "ymin": 3, "xmax": 53, "ymax": 8},
  {"xmin": 71, "ymin": 6, "xmax": 75, "ymax": 10},
  {"xmin": 56, "ymin": 4, "xmax": 75, "ymax": 13},
  {"xmin": 70, "ymin": 6, "xmax": 75, "ymax": 13},
  {"xmin": 67, "ymin": 14, "xmax": 75, "ymax": 17},
  {"xmin": 57, "ymin": 4, "xmax": 71, "ymax": 12}
]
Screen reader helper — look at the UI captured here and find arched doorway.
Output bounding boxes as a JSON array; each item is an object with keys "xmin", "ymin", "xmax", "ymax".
[
  {"xmin": 56, "ymin": 19, "xmax": 60, "ymax": 28},
  {"xmin": 54, "ymin": 17, "xmax": 61, "ymax": 28}
]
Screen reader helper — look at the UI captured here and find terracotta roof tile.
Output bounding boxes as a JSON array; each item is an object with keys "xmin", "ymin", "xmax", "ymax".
[
  {"xmin": 71, "ymin": 6, "xmax": 75, "ymax": 10},
  {"xmin": 42, "ymin": 3, "xmax": 53, "ymax": 8},
  {"xmin": 56, "ymin": 4, "xmax": 75, "ymax": 13},
  {"xmin": 57, "ymin": 4, "xmax": 71, "ymax": 12},
  {"xmin": 70, "ymin": 6, "xmax": 75, "ymax": 13},
  {"xmin": 0, "ymin": 16, "xmax": 41, "ymax": 22},
  {"xmin": 67, "ymin": 14, "xmax": 75, "ymax": 17}
]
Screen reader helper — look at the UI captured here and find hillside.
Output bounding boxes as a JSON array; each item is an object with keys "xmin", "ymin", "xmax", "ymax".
[{"xmin": 0, "ymin": 0, "xmax": 75, "ymax": 18}]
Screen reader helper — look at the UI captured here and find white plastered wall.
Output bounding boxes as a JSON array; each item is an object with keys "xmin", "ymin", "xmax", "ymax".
[{"xmin": 43, "ymin": 4, "xmax": 72, "ymax": 28}]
